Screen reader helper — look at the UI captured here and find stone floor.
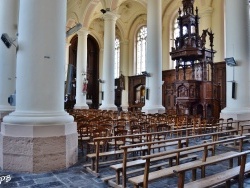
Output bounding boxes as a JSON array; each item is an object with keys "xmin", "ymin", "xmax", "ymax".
[{"xmin": 1, "ymin": 138, "xmax": 250, "ymax": 188}]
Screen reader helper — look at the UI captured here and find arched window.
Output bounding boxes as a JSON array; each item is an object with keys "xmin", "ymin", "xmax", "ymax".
[
  {"xmin": 114, "ymin": 38, "xmax": 120, "ymax": 78},
  {"xmin": 136, "ymin": 26, "xmax": 147, "ymax": 75},
  {"xmin": 171, "ymin": 17, "xmax": 180, "ymax": 69},
  {"xmin": 173, "ymin": 18, "xmax": 180, "ymax": 40}
]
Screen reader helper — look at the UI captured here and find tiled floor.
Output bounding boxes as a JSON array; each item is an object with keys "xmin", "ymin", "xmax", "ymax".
[{"xmin": 1, "ymin": 139, "xmax": 250, "ymax": 188}]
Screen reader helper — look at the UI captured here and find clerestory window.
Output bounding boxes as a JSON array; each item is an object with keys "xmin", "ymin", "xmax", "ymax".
[{"xmin": 136, "ymin": 26, "xmax": 147, "ymax": 75}]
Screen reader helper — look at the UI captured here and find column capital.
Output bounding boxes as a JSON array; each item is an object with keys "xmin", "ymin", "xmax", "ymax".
[
  {"xmin": 120, "ymin": 39, "xmax": 129, "ymax": 45},
  {"xmin": 77, "ymin": 27, "xmax": 89, "ymax": 37},
  {"xmin": 102, "ymin": 11, "xmax": 120, "ymax": 21},
  {"xmin": 199, "ymin": 7, "xmax": 213, "ymax": 16},
  {"xmin": 65, "ymin": 40, "xmax": 71, "ymax": 47}
]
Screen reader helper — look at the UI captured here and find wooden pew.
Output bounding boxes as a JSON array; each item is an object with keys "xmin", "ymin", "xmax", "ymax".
[
  {"xmin": 104, "ymin": 130, "xmax": 238, "ymax": 188},
  {"xmin": 240, "ymin": 124, "xmax": 250, "ymax": 136},
  {"xmin": 85, "ymin": 128, "xmax": 193, "ymax": 176},
  {"xmin": 179, "ymin": 151, "xmax": 250, "ymax": 188},
  {"xmin": 128, "ymin": 135, "xmax": 245, "ymax": 188}
]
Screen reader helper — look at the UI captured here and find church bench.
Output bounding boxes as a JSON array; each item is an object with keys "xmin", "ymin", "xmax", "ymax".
[
  {"xmin": 105, "ymin": 130, "xmax": 236, "ymax": 187},
  {"xmin": 129, "ymin": 151, "xmax": 238, "ymax": 188},
  {"xmin": 184, "ymin": 162, "xmax": 250, "ymax": 188},
  {"xmin": 179, "ymin": 151, "xmax": 250, "ymax": 188},
  {"xmin": 85, "ymin": 128, "xmax": 193, "ymax": 176},
  {"xmin": 240, "ymin": 124, "xmax": 250, "ymax": 137},
  {"xmin": 108, "ymin": 139, "xmax": 188, "ymax": 187},
  {"xmin": 86, "ymin": 146, "xmax": 148, "ymax": 177},
  {"xmin": 85, "ymin": 128, "xmax": 239, "ymax": 177},
  {"xmin": 128, "ymin": 135, "xmax": 245, "ymax": 188}
]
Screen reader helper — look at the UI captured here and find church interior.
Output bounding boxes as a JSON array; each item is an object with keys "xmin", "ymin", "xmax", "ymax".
[{"xmin": 0, "ymin": 0, "xmax": 250, "ymax": 187}]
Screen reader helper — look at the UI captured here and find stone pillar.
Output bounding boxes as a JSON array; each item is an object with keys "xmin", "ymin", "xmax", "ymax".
[
  {"xmin": 65, "ymin": 41, "xmax": 71, "ymax": 81},
  {"xmin": 0, "ymin": 0, "xmax": 77, "ymax": 172},
  {"xmin": 198, "ymin": 0, "xmax": 213, "ymax": 30},
  {"xmin": 120, "ymin": 40, "xmax": 129, "ymax": 111},
  {"xmin": 199, "ymin": 7, "xmax": 213, "ymax": 32},
  {"xmin": 0, "ymin": 0, "xmax": 18, "ymax": 120},
  {"xmin": 74, "ymin": 28, "xmax": 89, "ymax": 109},
  {"xmin": 99, "ymin": 12, "xmax": 119, "ymax": 110},
  {"xmin": 142, "ymin": 0, "xmax": 165, "ymax": 114},
  {"xmin": 220, "ymin": 0, "xmax": 250, "ymax": 120},
  {"xmin": 98, "ymin": 48, "xmax": 104, "ymax": 106},
  {"xmin": 211, "ymin": 0, "xmax": 224, "ymax": 62}
]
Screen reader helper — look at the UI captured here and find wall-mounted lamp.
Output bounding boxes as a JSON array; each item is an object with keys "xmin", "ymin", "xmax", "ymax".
[
  {"xmin": 225, "ymin": 57, "xmax": 237, "ymax": 99},
  {"xmin": 98, "ymin": 79, "xmax": 105, "ymax": 83},
  {"xmin": 100, "ymin": 8, "xmax": 110, "ymax": 14},
  {"xmin": 100, "ymin": 9, "xmax": 106, "ymax": 14},
  {"xmin": 141, "ymin": 71, "xmax": 151, "ymax": 77},
  {"xmin": 1, "ymin": 33, "xmax": 18, "ymax": 49},
  {"xmin": 225, "ymin": 57, "xmax": 236, "ymax": 67},
  {"xmin": 66, "ymin": 23, "xmax": 82, "ymax": 37}
]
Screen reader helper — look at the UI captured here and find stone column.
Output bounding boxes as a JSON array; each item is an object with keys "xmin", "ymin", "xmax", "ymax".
[
  {"xmin": 65, "ymin": 41, "xmax": 71, "ymax": 81},
  {"xmin": 99, "ymin": 12, "xmax": 119, "ymax": 110},
  {"xmin": 98, "ymin": 48, "xmax": 104, "ymax": 106},
  {"xmin": 1, "ymin": 0, "xmax": 77, "ymax": 172},
  {"xmin": 142, "ymin": 0, "xmax": 165, "ymax": 114},
  {"xmin": 220, "ymin": 0, "xmax": 250, "ymax": 120},
  {"xmin": 120, "ymin": 40, "xmax": 129, "ymax": 111},
  {"xmin": 0, "ymin": 0, "xmax": 18, "ymax": 120},
  {"xmin": 198, "ymin": 0, "xmax": 213, "ymax": 31},
  {"xmin": 199, "ymin": 2, "xmax": 213, "ymax": 52},
  {"xmin": 74, "ymin": 28, "xmax": 89, "ymax": 109},
  {"xmin": 211, "ymin": 0, "xmax": 224, "ymax": 62}
]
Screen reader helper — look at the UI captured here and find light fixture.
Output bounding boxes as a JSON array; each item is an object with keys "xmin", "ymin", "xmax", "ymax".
[
  {"xmin": 66, "ymin": 23, "xmax": 82, "ymax": 37},
  {"xmin": 100, "ymin": 9, "xmax": 106, "ymax": 14},
  {"xmin": 1, "ymin": 33, "xmax": 18, "ymax": 49},
  {"xmin": 100, "ymin": 8, "xmax": 110, "ymax": 14},
  {"xmin": 224, "ymin": 57, "xmax": 236, "ymax": 66},
  {"xmin": 141, "ymin": 71, "xmax": 151, "ymax": 77},
  {"xmin": 98, "ymin": 79, "xmax": 105, "ymax": 83}
]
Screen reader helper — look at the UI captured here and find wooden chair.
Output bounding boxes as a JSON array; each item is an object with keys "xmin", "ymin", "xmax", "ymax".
[
  {"xmin": 191, "ymin": 116, "xmax": 202, "ymax": 136},
  {"xmin": 77, "ymin": 121, "xmax": 91, "ymax": 155},
  {"xmin": 87, "ymin": 127, "xmax": 109, "ymax": 153},
  {"xmin": 226, "ymin": 118, "xmax": 234, "ymax": 130},
  {"xmin": 127, "ymin": 124, "xmax": 143, "ymax": 144},
  {"xmin": 218, "ymin": 118, "xmax": 224, "ymax": 131},
  {"xmin": 154, "ymin": 123, "xmax": 170, "ymax": 141},
  {"xmin": 116, "ymin": 118, "xmax": 127, "ymax": 128},
  {"xmin": 113, "ymin": 125, "xmax": 126, "ymax": 132},
  {"xmin": 108, "ymin": 129, "xmax": 128, "ymax": 151}
]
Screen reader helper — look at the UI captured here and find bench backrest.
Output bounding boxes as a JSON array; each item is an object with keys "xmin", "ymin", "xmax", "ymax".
[{"xmin": 141, "ymin": 135, "xmax": 245, "ymax": 161}]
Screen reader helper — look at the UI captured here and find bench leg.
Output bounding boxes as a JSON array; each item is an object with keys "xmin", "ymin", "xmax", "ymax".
[
  {"xmin": 192, "ymin": 169, "xmax": 196, "ymax": 181},
  {"xmin": 91, "ymin": 158, "xmax": 95, "ymax": 171},
  {"xmin": 169, "ymin": 158, "xmax": 173, "ymax": 167},
  {"xmin": 177, "ymin": 172, "xmax": 185, "ymax": 188},
  {"xmin": 225, "ymin": 180, "xmax": 231, "ymax": 188},
  {"xmin": 116, "ymin": 170, "xmax": 120, "ymax": 185},
  {"xmin": 201, "ymin": 166, "xmax": 205, "ymax": 178}
]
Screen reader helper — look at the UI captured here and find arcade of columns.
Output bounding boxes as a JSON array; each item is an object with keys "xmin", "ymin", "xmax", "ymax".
[{"xmin": 0, "ymin": 0, "xmax": 249, "ymax": 172}]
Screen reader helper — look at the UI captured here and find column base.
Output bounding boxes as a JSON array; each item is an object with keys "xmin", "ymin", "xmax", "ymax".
[
  {"xmin": 142, "ymin": 105, "xmax": 165, "ymax": 114},
  {"xmin": 99, "ymin": 104, "xmax": 117, "ymax": 111},
  {"xmin": 0, "ymin": 109, "xmax": 14, "ymax": 123},
  {"xmin": 74, "ymin": 103, "xmax": 89, "ymax": 109},
  {"xmin": 3, "ymin": 111, "xmax": 74, "ymax": 125},
  {"xmin": 0, "ymin": 122, "xmax": 78, "ymax": 173},
  {"xmin": 220, "ymin": 107, "xmax": 250, "ymax": 120},
  {"xmin": 121, "ymin": 104, "xmax": 129, "ymax": 111}
]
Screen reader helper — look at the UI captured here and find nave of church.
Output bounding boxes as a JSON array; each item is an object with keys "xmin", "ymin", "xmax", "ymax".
[{"xmin": 0, "ymin": 0, "xmax": 250, "ymax": 187}]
